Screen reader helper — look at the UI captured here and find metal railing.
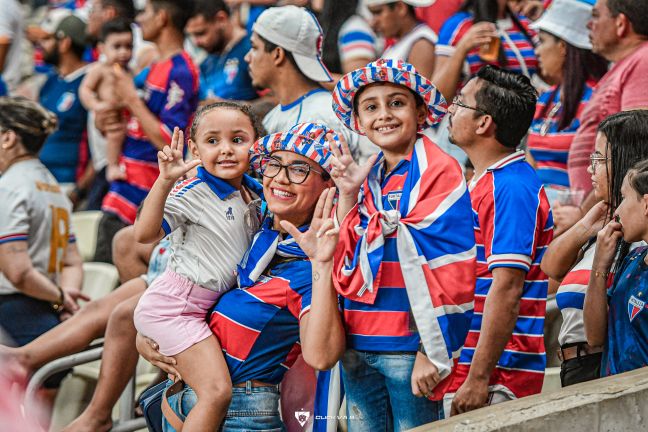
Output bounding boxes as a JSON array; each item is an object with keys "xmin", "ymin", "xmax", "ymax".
[{"xmin": 24, "ymin": 342, "xmax": 147, "ymax": 432}]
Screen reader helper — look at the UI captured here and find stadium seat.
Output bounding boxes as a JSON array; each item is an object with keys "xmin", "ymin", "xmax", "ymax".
[
  {"xmin": 81, "ymin": 262, "xmax": 119, "ymax": 302},
  {"xmin": 71, "ymin": 211, "xmax": 102, "ymax": 261}
]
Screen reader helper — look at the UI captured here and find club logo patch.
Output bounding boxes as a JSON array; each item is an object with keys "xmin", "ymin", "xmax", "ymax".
[
  {"xmin": 628, "ymin": 295, "xmax": 645, "ymax": 322},
  {"xmin": 56, "ymin": 92, "xmax": 76, "ymax": 112}
]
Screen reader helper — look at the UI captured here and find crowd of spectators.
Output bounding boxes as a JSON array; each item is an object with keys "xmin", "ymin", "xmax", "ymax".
[{"xmin": 1, "ymin": 0, "xmax": 648, "ymax": 431}]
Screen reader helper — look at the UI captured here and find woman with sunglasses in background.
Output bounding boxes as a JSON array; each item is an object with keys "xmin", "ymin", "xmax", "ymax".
[{"xmin": 541, "ymin": 110, "xmax": 648, "ymax": 387}]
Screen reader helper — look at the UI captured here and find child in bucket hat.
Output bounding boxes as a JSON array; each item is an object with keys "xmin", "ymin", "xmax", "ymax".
[{"xmin": 328, "ymin": 59, "xmax": 477, "ymax": 427}]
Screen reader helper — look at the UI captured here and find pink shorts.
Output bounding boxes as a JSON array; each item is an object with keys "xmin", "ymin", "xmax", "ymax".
[{"xmin": 134, "ymin": 270, "xmax": 224, "ymax": 356}]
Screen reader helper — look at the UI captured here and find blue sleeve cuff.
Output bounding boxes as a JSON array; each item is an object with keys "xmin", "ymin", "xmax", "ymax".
[{"xmin": 161, "ymin": 219, "xmax": 172, "ymax": 236}]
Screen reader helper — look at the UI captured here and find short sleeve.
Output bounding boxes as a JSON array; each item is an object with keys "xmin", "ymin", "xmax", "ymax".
[
  {"xmin": 338, "ymin": 16, "xmax": 377, "ymax": 63},
  {"xmin": 479, "ymin": 173, "xmax": 539, "ymax": 273},
  {"xmin": 158, "ymin": 64, "xmax": 197, "ymax": 144},
  {"xmin": 436, "ymin": 13, "xmax": 471, "ymax": 57},
  {"xmin": 161, "ymin": 180, "xmax": 204, "ymax": 235},
  {"xmin": 0, "ymin": 187, "xmax": 29, "ymax": 244}
]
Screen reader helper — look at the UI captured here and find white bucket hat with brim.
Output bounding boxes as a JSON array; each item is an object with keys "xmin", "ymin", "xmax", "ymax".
[
  {"xmin": 252, "ymin": 6, "xmax": 333, "ymax": 83},
  {"xmin": 530, "ymin": 0, "xmax": 594, "ymax": 50}
]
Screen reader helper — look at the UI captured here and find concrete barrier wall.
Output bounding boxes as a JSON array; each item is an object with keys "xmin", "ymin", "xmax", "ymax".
[{"xmin": 412, "ymin": 367, "xmax": 648, "ymax": 432}]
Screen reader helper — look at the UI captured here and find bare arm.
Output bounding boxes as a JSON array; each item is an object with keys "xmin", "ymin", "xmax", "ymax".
[
  {"xmin": 0, "ymin": 41, "xmax": 9, "ymax": 73},
  {"xmin": 432, "ymin": 22, "xmax": 497, "ymax": 102},
  {"xmin": 281, "ymin": 188, "xmax": 346, "ymax": 370},
  {"xmin": 451, "ymin": 267, "xmax": 525, "ymax": 415},
  {"xmin": 78, "ymin": 64, "xmax": 105, "ymax": 111},
  {"xmin": 299, "ymin": 259, "xmax": 346, "ymax": 370},
  {"xmin": 342, "ymin": 57, "xmax": 373, "ymax": 74},
  {"xmin": 133, "ymin": 128, "xmax": 200, "ymax": 244},
  {"xmin": 408, "ymin": 39, "xmax": 436, "ymax": 80},
  {"xmin": 584, "ymin": 220, "xmax": 622, "ymax": 346},
  {"xmin": 0, "ymin": 241, "xmax": 62, "ymax": 302},
  {"xmin": 541, "ymin": 201, "xmax": 608, "ymax": 280}
]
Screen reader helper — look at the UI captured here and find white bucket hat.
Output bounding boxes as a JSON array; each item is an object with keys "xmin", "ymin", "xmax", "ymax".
[
  {"xmin": 530, "ymin": 0, "xmax": 594, "ymax": 50},
  {"xmin": 363, "ymin": 0, "xmax": 436, "ymax": 7},
  {"xmin": 252, "ymin": 6, "xmax": 332, "ymax": 82}
]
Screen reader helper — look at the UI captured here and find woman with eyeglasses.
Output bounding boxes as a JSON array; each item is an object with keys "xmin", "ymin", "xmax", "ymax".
[
  {"xmin": 136, "ymin": 123, "xmax": 346, "ymax": 432},
  {"xmin": 525, "ymin": 0, "xmax": 608, "ymax": 207},
  {"xmin": 541, "ymin": 110, "xmax": 648, "ymax": 387}
]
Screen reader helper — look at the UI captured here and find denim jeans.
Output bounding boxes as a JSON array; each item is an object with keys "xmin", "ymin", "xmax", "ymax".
[
  {"xmin": 162, "ymin": 380, "xmax": 284, "ymax": 432},
  {"xmin": 342, "ymin": 349, "xmax": 444, "ymax": 431}
]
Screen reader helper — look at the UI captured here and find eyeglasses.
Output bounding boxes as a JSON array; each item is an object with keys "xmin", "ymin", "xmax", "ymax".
[
  {"xmin": 452, "ymin": 96, "xmax": 489, "ymax": 116},
  {"xmin": 590, "ymin": 153, "xmax": 610, "ymax": 174},
  {"xmin": 260, "ymin": 156, "xmax": 323, "ymax": 184}
]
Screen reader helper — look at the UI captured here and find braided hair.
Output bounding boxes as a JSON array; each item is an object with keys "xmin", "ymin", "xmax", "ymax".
[{"xmin": 0, "ymin": 97, "xmax": 58, "ymax": 155}]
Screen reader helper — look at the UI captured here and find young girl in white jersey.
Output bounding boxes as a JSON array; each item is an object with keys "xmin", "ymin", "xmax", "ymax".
[{"xmin": 133, "ymin": 102, "xmax": 263, "ymax": 431}]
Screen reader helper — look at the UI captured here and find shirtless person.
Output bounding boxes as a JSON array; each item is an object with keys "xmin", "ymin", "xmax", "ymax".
[{"xmin": 80, "ymin": 17, "xmax": 133, "ymax": 183}]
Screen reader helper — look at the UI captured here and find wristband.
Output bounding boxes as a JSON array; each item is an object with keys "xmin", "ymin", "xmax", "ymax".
[{"xmin": 52, "ymin": 286, "xmax": 65, "ymax": 312}]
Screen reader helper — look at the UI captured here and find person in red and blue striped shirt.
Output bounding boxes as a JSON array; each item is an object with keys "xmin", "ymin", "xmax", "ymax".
[
  {"xmin": 94, "ymin": 0, "xmax": 199, "ymax": 263},
  {"xmin": 526, "ymin": 0, "xmax": 608, "ymax": 202},
  {"xmin": 433, "ymin": 0, "xmax": 538, "ymax": 102},
  {"xmin": 446, "ymin": 66, "xmax": 552, "ymax": 415},
  {"xmin": 331, "ymin": 59, "xmax": 476, "ymax": 429}
]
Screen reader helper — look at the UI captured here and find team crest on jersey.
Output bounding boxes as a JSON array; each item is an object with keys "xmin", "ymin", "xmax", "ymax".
[
  {"xmin": 57, "ymin": 92, "xmax": 76, "ymax": 112},
  {"xmin": 628, "ymin": 295, "xmax": 645, "ymax": 322},
  {"xmin": 165, "ymin": 81, "xmax": 185, "ymax": 110},
  {"xmin": 224, "ymin": 58, "xmax": 239, "ymax": 85},
  {"xmin": 225, "ymin": 207, "xmax": 234, "ymax": 221}
]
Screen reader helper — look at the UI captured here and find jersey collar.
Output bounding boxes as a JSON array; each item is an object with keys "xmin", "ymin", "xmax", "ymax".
[
  {"xmin": 197, "ymin": 166, "xmax": 237, "ymax": 199},
  {"xmin": 486, "ymin": 150, "xmax": 526, "ymax": 171}
]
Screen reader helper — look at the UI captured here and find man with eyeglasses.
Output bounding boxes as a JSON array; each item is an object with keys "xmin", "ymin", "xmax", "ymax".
[{"xmin": 444, "ymin": 65, "xmax": 553, "ymax": 416}]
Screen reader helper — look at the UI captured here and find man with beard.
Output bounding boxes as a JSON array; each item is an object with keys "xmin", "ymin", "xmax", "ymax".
[
  {"xmin": 37, "ymin": 12, "xmax": 93, "ymax": 208},
  {"xmin": 186, "ymin": 0, "xmax": 257, "ymax": 102}
]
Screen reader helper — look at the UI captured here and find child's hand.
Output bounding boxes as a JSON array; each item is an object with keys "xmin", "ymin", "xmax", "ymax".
[
  {"xmin": 593, "ymin": 219, "xmax": 623, "ymax": 273},
  {"xmin": 328, "ymin": 132, "xmax": 377, "ymax": 197},
  {"xmin": 280, "ymin": 187, "xmax": 339, "ymax": 263},
  {"xmin": 106, "ymin": 164, "xmax": 127, "ymax": 182},
  {"xmin": 158, "ymin": 127, "xmax": 201, "ymax": 182},
  {"xmin": 411, "ymin": 352, "xmax": 441, "ymax": 398}
]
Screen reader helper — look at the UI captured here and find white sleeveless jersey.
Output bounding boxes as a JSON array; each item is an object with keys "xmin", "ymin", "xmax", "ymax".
[
  {"xmin": 382, "ymin": 23, "xmax": 437, "ymax": 64},
  {"xmin": 0, "ymin": 159, "xmax": 75, "ymax": 295}
]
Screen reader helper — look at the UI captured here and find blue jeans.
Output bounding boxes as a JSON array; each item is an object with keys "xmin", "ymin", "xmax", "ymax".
[
  {"xmin": 342, "ymin": 349, "xmax": 444, "ymax": 431},
  {"xmin": 162, "ymin": 380, "xmax": 284, "ymax": 432}
]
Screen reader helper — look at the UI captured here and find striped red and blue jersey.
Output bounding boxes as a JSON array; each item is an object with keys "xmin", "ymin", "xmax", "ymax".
[
  {"xmin": 436, "ymin": 12, "xmax": 537, "ymax": 81},
  {"xmin": 208, "ymin": 258, "xmax": 312, "ymax": 384},
  {"xmin": 334, "ymin": 135, "xmax": 476, "ymax": 399},
  {"xmin": 449, "ymin": 151, "xmax": 553, "ymax": 399},
  {"xmin": 102, "ymin": 52, "xmax": 199, "ymax": 224},
  {"xmin": 527, "ymin": 82, "xmax": 596, "ymax": 189}
]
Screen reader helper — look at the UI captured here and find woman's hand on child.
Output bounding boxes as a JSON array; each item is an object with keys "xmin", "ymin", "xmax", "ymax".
[
  {"xmin": 411, "ymin": 352, "xmax": 441, "ymax": 399},
  {"xmin": 328, "ymin": 132, "xmax": 377, "ymax": 197},
  {"xmin": 158, "ymin": 127, "xmax": 201, "ymax": 182},
  {"xmin": 280, "ymin": 187, "xmax": 339, "ymax": 263},
  {"xmin": 593, "ymin": 219, "xmax": 624, "ymax": 273},
  {"xmin": 135, "ymin": 333, "xmax": 181, "ymax": 380}
]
